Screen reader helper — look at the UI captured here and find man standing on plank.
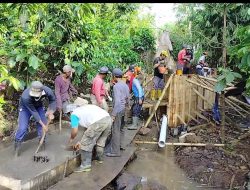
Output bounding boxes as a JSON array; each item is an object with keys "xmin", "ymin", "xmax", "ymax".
[{"xmin": 106, "ymin": 68, "xmax": 130, "ymax": 157}]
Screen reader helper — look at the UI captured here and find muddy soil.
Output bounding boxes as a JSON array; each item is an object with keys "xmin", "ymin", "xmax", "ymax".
[{"xmin": 175, "ymin": 119, "xmax": 250, "ymax": 189}]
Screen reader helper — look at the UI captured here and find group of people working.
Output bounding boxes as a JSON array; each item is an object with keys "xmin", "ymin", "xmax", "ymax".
[
  {"xmin": 14, "ymin": 64, "xmax": 144, "ymax": 173},
  {"xmin": 177, "ymin": 44, "xmax": 210, "ymax": 76}
]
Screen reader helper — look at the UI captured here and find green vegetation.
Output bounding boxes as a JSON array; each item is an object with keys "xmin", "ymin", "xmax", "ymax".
[{"xmin": 164, "ymin": 3, "xmax": 250, "ymax": 93}]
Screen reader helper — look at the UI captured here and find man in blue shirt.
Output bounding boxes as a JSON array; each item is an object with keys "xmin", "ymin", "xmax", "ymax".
[
  {"xmin": 128, "ymin": 74, "xmax": 144, "ymax": 130},
  {"xmin": 14, "ymin": 81, "xmax": 56, "ymax": 156}
]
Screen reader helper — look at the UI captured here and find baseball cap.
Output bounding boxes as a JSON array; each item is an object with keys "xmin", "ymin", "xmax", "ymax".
[
  {"xmin": 112, "ymin": 68, "xmax": 123, "ymax": 77},
  {"xmin": 99, "ymin": 66, "xmax": 109, "ymax": 74},
  {"xmin": 29, "ymin": 81, "xmax": 43, "ymax": 97},
  {"xmin": 63, "ymin": 65, "xmax": 75, "ymax": 73}
]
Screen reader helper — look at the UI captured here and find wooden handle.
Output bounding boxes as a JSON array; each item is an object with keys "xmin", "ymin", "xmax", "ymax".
[{"xmin": 35, "ymin": 119, "xmax": 51, "ymax": 154}]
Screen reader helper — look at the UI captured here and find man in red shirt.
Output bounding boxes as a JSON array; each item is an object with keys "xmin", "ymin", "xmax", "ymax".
[
  {"xmin": 90, "ymin": 66, "xmax": 111, "ymax": 112},
  {"xmin": 177, "ymin": 45, "xmax": 191, "ymax": 74}
]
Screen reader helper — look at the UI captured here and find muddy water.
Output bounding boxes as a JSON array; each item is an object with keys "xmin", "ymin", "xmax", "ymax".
[{"xmin": 126, "ymin": 146, "xmax": 210, "ymax": 190}]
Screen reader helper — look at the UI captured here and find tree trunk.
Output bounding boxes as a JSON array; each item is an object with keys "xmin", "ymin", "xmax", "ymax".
[{"xmin": 221, "ymin": 4, "xmax": 227, "ymax": 143}]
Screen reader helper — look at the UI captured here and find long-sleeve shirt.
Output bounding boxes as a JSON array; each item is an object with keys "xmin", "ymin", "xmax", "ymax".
[
  {"xmin": 91, "ymin": 74, "xmax": 106, "ymax": 104},
  {"xmin": 19, "ymin": 86, "xmax": 56, "ymax": 122},
  {"xmin": 112, "ymin": 80, "xmax": 130, "ymax": 117},
  {"xmin": 55, "ymin": 75, "xmax": 78, "ymax": 109},
  {"xmin": 132, "ymin": 78, "xmax": 144, "ymax": 98}
]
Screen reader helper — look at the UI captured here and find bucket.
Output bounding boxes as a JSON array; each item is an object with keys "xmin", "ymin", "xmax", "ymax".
[{"xmin": 176, "ymin": 69, "xmax": 183, "ymax": 75}]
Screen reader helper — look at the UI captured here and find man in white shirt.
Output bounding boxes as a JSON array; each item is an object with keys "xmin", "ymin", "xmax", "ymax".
[
  {"xmin": 196, "ymin": 52, "xmax": 208, "ymax": 76},
  {"xmin": 66, "ymin": 97, "xmax": 112, "ymax": 172}
]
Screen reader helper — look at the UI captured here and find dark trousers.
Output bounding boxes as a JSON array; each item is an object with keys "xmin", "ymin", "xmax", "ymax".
[
  {"xmin": 15, "ymin": 106, "xmax": 47, "ymax": 142},
  {"xmin": 132, "ymin": 97, "xmax": 144, "ymax": 117},
  {"xmin": 110, "ymin": 110, "xmax": 125, "ymax": 155},
  {"xmin": 183, "ymin": 67, "xmax": 190, "ymax": 74}
]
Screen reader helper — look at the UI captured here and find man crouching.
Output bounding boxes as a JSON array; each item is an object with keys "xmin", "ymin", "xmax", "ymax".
[{"xmin": 66, "ymin": 98, "xmax": 112, "ymax": 172}]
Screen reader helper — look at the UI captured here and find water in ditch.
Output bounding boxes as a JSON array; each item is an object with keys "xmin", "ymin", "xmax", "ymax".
[{"xmin": 126, "ymin": 146, "xmax": 210, "ymax": 190}]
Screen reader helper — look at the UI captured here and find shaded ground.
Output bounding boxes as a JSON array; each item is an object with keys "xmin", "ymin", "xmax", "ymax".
[{"xmin": 175, "ymin": 111, "xmax": 250, "ymax": 189}]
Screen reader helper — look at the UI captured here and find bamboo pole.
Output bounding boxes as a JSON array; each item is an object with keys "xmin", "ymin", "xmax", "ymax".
[
  {"xmin": 225, "ymin": 99, "xmax": 246, "ymax": 118},
  {"xmin": 133, "ymin": 140, "xmax": 225, "ymax": 147},
  {"xmin": 193, "ymin": 88, "xmax": 213, "ymax": 107},
  {"xmin": 186, "ymin": 113, "xmax": 200, "ymax": 124},
  {"xmin": 187, "ymin": 123, "xmax": 209, "ymax": 132},
  {"xmin": 187, "ymin": 79, "xmax": 215, "ymax": 92},
  {"xmin": 228, "ymin": 96, "xmax": 250, "ymax": 109},
  {"xmin": 197, "ymin": 75, "xmax": 218, "ymax": 83},
  {"xmin": 143, "ymin": 76, "xmax": 154, "ymax": 88},
  {"xmin": 143, "ymin": 74, "xmax": 173, "ymax": 128},
  {"xmin": 225, "ymin": 98, "xmax": 250, "ymax": 114},
  {"xmin": 175, "ymin": 114, "xmax": 187, "ymax": 126}
]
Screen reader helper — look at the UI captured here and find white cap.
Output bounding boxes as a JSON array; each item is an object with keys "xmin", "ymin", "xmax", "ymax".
[{"xmin": 63, "ymin": 65, "xmax": 75, "ymax": 73}]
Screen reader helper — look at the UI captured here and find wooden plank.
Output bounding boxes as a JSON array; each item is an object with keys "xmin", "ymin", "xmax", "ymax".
[
  {"xmin": 188, "ymin": 82, "xmax": 192, "ymax": 120},
  {"xmin": 182, "ymin": 76, "xmax": 186, "ymax": 123},
  {"xmin": 50, "ymin": 146, "xmax": 136, "ymax": 190},
  {"xmin": 167, "ymin": 74, "xmax": 173, "ymax": 126},
  {"xmin": 172, "ymin": 75, "xmax": 178, "ymax": 127}
]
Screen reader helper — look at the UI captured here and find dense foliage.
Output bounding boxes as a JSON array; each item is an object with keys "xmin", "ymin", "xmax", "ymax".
[
  {"xmin": 166, "ymin": 3, "xmax": 250, "ymax": 93},
  {"xmin": 0, "ymin": 3, "xmax": 156, "ymax": 87},
  {"xmin": 0, "ymin": 3, "xmax": 156, "ymax": 134}
]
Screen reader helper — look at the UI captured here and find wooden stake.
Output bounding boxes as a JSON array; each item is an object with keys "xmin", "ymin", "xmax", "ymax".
[
  {"xmin": 144, "ymin": 74, "xmax": 173, "ymax": 128},
  {"xmin": 59, "ymin": 110, "xmax": 62, "ymax": 133}
]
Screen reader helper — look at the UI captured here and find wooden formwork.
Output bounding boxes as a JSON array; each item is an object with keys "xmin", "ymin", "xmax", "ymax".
[{"xmin": 164, "ymin": 74, "xmax": 216, "ymax": 128}]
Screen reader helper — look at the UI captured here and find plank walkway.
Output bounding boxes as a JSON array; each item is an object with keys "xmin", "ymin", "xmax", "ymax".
[{"xmin": 49, "ymin": 127, "xmax": 140, "ymax": 190}]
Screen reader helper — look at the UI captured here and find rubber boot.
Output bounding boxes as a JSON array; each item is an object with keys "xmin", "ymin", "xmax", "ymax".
[
  {"xmin": 127, "ymin": 117, "xmax": 139, "ymax": 130},
  {"xmin": 95, "ymin": 146, "xmax": 104, "ymax": 164},
  {"xmin": 150, "ymin": 89, "xmax": 156, "ymax": 101},
  {"xmin": 14, "ymin": 141, "xmax": 21, "ymax": 157},
  {"xmin": 74, "ymin": 150, "xmax": 92, "ymax": 173},
  {"xmin": 157, "ymin": 90, "xmax": 162, "ymax": 100}
]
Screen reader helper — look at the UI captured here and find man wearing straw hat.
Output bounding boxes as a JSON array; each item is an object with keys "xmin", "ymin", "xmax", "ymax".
[{"xmin": 66, "ymin": 97, "xmax": 112, "ymax": 172}]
